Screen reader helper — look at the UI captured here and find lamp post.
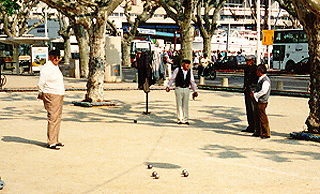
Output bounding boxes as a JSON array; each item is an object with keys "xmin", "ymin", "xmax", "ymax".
[
  {"xmin": 44, "ymin": 6, "xmax": 48, "ymax": 38},
  {"xmin": 256, "ymin": 0, "xmax": 261, "ymax": 65}
]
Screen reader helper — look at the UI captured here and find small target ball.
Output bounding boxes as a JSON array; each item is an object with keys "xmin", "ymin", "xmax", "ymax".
[
  {"xmin": 134, "ymin": 120, "xmax": 137, "ymax": 123},
  {"xmin": 147, "ymin": 164, "xmax": 153, "ymax": 169},
  {"xmin": 183, "ymin": 172, "xmax": 189, "ymax": 177},
  {"xmin": 182, "ymin": 169, "xmax": 187, "ymax": 174},
  {"xmin": 154, "ymin": 173, "xmax": 160, "ymax": 179}
]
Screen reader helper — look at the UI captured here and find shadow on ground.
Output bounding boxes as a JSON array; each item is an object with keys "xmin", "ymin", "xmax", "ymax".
[{"xmin": 1, "ymin": 136, "xmax": 47, "ymax": 148}]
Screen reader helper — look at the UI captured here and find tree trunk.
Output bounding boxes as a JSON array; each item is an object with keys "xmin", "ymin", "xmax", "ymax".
[
  {"xmin": 304, "ymin": 18, "xmax": 320, "ymax": 134},
  {"xmin": 203, "ymin": 35, "xmax": 212, "ymax": 59},
  {"xmin": 74, "ymin": 24, "xmax": 89, "ymax": 78},
  {"xmin": 62, "ymin": 35, "xmax": 72, "ymax": 66},
  {"xmin": 85, "ymin": 12, "xmax": 107, "ymax": 103},
  {"xmin": 122, "ymin": 39, "xmax": 132, "ymax": 67},
  {"xmin": 180, "ymin": 24, "xmax": 194, "ymax": 62}
]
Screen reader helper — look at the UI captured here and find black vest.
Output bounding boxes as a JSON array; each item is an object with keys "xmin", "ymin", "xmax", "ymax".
[{"xmin": 176, "ymin": 68, "xmax": 191, "ymax": 88}]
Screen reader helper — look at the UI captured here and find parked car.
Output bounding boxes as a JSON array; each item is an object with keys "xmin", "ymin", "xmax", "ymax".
[
  {"xmin": 214, "ymin": 55, "xmax": 247, "ymax": 70},
  {"xmin": 293, "ymin": 57, "xmax": 310, "ymax": 74}
]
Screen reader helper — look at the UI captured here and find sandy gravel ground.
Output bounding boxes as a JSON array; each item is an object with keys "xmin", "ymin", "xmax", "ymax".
[{"xmin": 1, "ymin": 86, "xmax": 319, "ymax": 193}]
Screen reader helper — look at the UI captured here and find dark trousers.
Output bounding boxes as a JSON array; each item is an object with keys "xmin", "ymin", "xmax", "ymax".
[
  {"xmin": 244, "ymin": 90, "xmax": 255, "ymax": 131},
  {"xmin": 253, "ymin": 102, "xmax": 271, "ymax": 137}
]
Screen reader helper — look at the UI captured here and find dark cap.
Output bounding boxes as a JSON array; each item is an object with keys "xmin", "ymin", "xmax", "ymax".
[
  {"xmin": 182, "ymin": 59, "xmax": 191, "ymax": 64},
  {"xmin": 49, "ymin": 50, "xmax": 60, "ymax": 57}
]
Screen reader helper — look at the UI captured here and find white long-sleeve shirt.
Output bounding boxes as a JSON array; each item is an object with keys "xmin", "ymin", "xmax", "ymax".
[
  {"xmin": 167, "ymin": 67, "xmax": 197, "ymax": 92},
  {"xmin": 254, "ymin": 74, "xmax": 270, "ymax": 102},
  {"xmin": 37, "ymin": 60, "xmax": 65, "ymax": 95}
]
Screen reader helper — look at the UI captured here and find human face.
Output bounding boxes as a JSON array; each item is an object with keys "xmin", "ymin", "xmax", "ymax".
[
  {"xmin": 182, "ymin": 62, "xmax": 190, "ymax": 71},
  {"xmin": 49, "ymin": 55, "xmax": 61, "ymax": 66}
]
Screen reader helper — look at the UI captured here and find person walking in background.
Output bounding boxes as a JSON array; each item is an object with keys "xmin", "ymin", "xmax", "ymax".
[
  {"xmin": 198, "ymin": 53, "xmax": 212, "ymax": 77},
  {"xmin": 37, "ymin": 50, "xmax": 65, "ymax": 150},
  {"xmin": 251, "ymin": 64, "xmax": 271, "ymax": 139},
  {"xmin": 166, "ymin": 59, "xmax": 198, "ymax": 125},
  {"xmin": 242, "ymin": 55, "xmax": 258, "ymax": 133}
]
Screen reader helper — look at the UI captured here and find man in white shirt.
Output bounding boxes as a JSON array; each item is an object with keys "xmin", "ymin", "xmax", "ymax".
[
  {"xmin": 38, "ymin": 50, "xmax": 65, "ymax": 150},
  {"xmin": 166, "ymin": 59, "xmax": 198, "ymax": 124},
  {"xmin": 199, "ymin": 53, "xmax": 212, "ymax": 76},
  {"xmin": 251, "ymin": 64, "xmax": 271, "ymax": 139}
]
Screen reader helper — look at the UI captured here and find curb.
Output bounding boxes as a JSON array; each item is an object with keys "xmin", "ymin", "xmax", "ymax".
[
  {"xmin": 0, "ymin": 85, "xmax": 310, "ymax": 98},
  {"xmin": 0, "ymin": 87, "xmax": 165, "ymax": 93},
  {"xmin": 198, "ymin": 85, "xmax": 310, "ymax": 98}
]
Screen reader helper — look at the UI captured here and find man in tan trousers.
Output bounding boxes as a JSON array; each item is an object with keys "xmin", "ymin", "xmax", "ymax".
[{"xmin": 38, "ymin": 50, "xmax": 65, "ymax": 150}]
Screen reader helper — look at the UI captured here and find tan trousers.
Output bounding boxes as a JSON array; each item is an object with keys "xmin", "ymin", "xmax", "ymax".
[
  {"xmin": 175, "ymin": 87, "xmax": 190, "ymax": 122},
  {"xmin": 254, "ymin": 102, "xmax": 271, "ymax": 137},
  {"xmin": 43, "ymin": 93, "xmax": 64, "ymax": 146}
]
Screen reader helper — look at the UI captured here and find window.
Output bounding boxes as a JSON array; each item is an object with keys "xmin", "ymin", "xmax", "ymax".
[{"xmin": 274, "ymin": 30, "xmax": 307, "ymax": 43}]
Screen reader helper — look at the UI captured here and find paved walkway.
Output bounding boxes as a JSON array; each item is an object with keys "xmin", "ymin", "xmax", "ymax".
[{"xmin": 0, "ymin": 75, "xmax": 319, "ymax": 193}]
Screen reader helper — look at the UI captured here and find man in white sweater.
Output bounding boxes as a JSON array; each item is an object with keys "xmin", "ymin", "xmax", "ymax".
[{"xmin": 37, "ymin": 50, "xmax": 65, "ymax": 150}]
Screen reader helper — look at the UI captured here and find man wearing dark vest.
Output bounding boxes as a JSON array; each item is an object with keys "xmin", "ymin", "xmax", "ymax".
[
  {"xmin": 251, "ymin": 64, "xmax": 271, "ymax": 138},
  {"xmin": 242, "ymin": 55, "xmax": 258, "ymax": 133},
  {"xmin": 166, "ymin": 59, "xmax": 198, "ymax": 124}
]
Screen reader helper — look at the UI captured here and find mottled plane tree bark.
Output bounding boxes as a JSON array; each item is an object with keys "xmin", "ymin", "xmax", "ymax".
[
  {"xmin": 193, "ymin": 0, "xmax": 226, "ymax": 59},
  {"xmin": 276, "ymin": 0, "xmax": 320, "ymax": 133},
  {"xmin": 156, "ymin": 0, "xmax": 199, "ymax": 61},
  {"xmin": 0, "ymin": 0, "xmax": 44, "ymax": 37},
  {"xmin": 57, "ymin": 14, "xmax": 72, "ymax": 66},
  {"xmin": 73, "ymin": 24, "xmax": 90, "ymax": 78},
  {"xmin": 41, "ymin": 0, "xmax": 124, "ymax": 103},
  {"xmin": 121, "ymin": 0, "xmax": 160, "ymax": 67}
]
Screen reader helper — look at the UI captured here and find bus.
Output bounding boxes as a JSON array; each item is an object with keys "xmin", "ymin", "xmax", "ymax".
[{"xmin": 272, "ymin": 29, "xmax": 308, "ymax": 71}]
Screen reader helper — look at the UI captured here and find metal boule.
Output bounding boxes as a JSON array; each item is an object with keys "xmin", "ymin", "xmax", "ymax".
[
  {"xmin": 154, "ymin": 173, "xmax": 160, "ymax": 179},
  {"xmin": 147, "ymin": 164, "xmax": 153, "ymax": 169},
  {"xmin": 151, "ymin": 171, "xmax": 158, "ymax": 177},
  {"xmin": 182, "ymin": 169, "xmax": 187, "ymax": 174},
  {"xmin": 0, "ymin": 179, "xmax": 5, "ymax": 190}
]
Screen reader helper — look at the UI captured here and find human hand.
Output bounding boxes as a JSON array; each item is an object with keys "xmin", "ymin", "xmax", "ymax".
[
  {"xmin": 37, "ymin": 92, "xmax": 43, "ymax": 100},
  {"xmin": 192, "ymin": 92, "xmax": 198, "ymax": 100},
  {"xmin": 250, "ymin": 92, "xmax": 254, "ymax": 98}
]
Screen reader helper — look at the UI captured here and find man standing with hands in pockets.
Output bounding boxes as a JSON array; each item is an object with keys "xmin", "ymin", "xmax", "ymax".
[
  {"xmin": 38, "ymin": 50, "xmax": 65, "ymax": 150},
  {"xmin": 251, "ymin": 64, "xmax": 271, "ymax": 138},
  {"xmin": 166, "ymin": 59, "xmax": 198, "ymax": 125}
]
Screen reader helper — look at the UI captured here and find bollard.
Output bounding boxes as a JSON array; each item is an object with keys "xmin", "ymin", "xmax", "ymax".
[
  {"xmin": 199, "ymin": 76, "xmax": 205, "ymax": 85},
  {"xmin": 276, "ymin": 81, "xmax": 283, "ymax": 90},
  {"xmin": 74, "ymin": 60, "xmax": 80, "ymax": 78},
  {"xmin": 222, "ymin": 78, "xmax": 228, "ymax": 87}
]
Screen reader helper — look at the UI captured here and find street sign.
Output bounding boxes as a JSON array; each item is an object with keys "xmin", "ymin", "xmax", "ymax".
[{"xmin": 262, "ymin": 30, "xmax": 274, "ymax": 45}]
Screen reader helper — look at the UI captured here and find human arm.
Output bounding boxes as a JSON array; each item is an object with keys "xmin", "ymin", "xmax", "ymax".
[
  {"xmin": 253, "ymin": 80, "xmax": 270, "ymax": 102},
  {"xmin": 166, "ymin": 68, "xmax": 179, "ymax": 92},
  {"xmin": 37, "ymin": 71, "xmax": 46, "ymax": 99},
  {"xmin": 190, "ymin": 70, "xmax": 197, "ymax": 92}
]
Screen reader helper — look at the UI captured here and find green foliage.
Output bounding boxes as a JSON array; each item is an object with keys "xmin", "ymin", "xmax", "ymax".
[{"xmin": 0, "ymin": 0, "xmax": 21, "ymax": 15}]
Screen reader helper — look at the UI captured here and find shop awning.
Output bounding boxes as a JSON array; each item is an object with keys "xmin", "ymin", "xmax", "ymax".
[{"xmin": 0, "ymin": 35, "xmax": 50, "ymax": 45}]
